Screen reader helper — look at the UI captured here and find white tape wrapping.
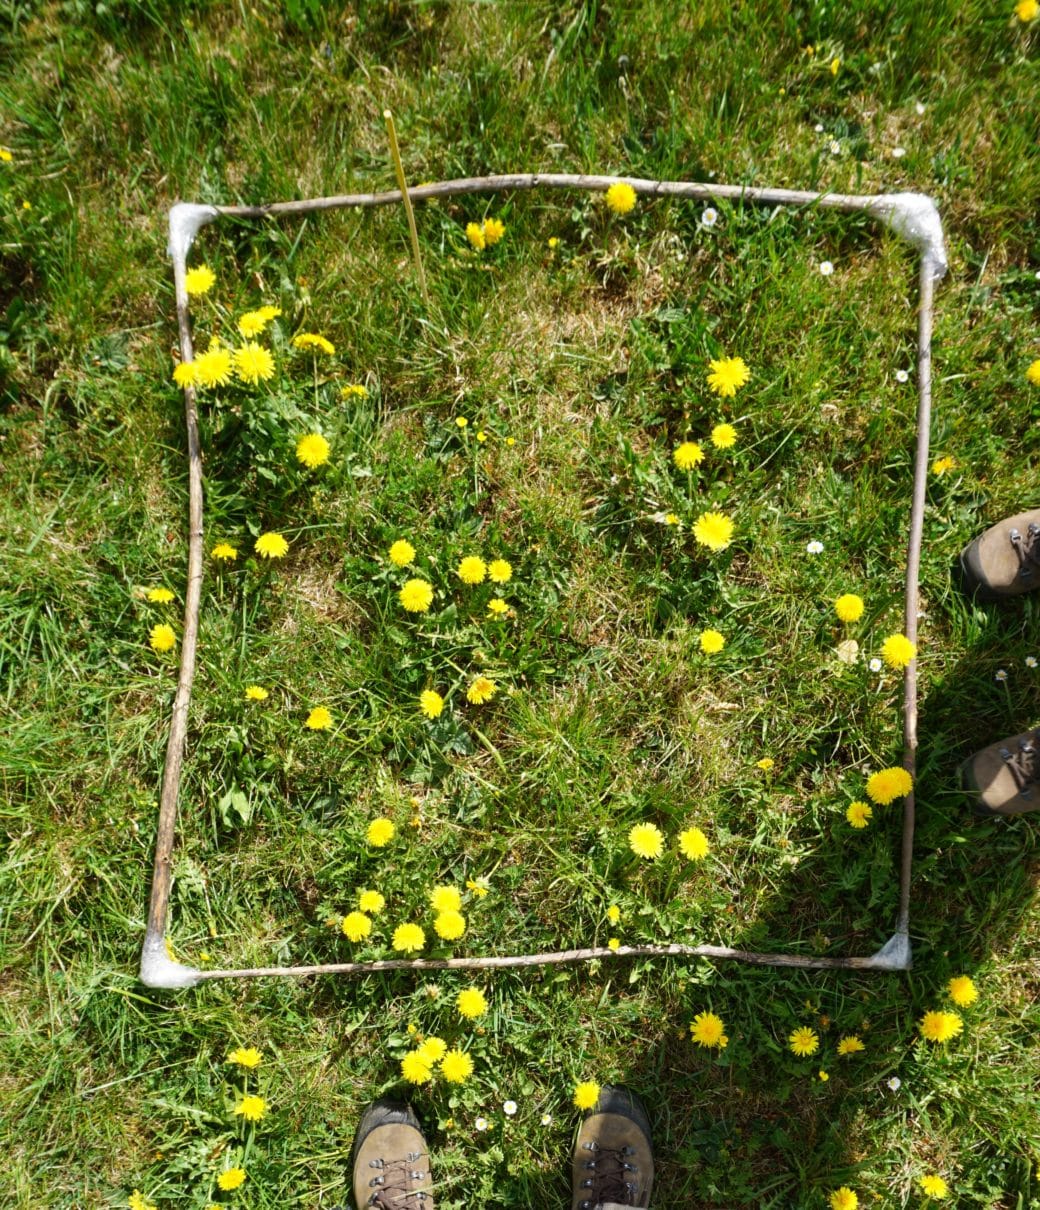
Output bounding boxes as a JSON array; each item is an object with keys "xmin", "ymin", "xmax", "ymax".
[
  {"xmin": 167, "ymin": 202, "xmax": 219, "ymax": 265},
  {"xmin": 869, "ymin": 192, "xmax": 948, "ymax": 280},
  {"xmin": 139, "ymin": 931, "xmax": 203, "ymax": 989}
]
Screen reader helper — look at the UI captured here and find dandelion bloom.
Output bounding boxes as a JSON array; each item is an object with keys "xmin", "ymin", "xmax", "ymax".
[
  {"xmin": 679, "ymin": 827, "xmax": 710, "ymax": 860},
  {"xmin": 482, "ymin": 217, "xmax": 506, "ymax": 245},
  {"xmin": 392, "ymin": 922, "xmax": 426, "ymax": 953},
  {"xmin": 1016, "ymin": 0, "xmax": 1039, "ymax": 20},
  {"xmin": 693, "ymin": 511, "xmax": 734, "ymax": 552},
  {"xmin": 757, "ymin": 757, "xmax": 775, "ymax": 771},
  {"xmin": 367, "ymin": 818, "xmax": 396, "ymax": 847},
  {"xmin": 465, "ymin": 222, "xmax": 486, "ymax": 250},
  {"xmin": 919, "ymin": 1174, "xmax": 949, "ymax": 1199},
  {"xmin": 128, "ymin": 1192, "xmax": 156, "ymax": 1210},
  {"xmin": 458, "ymin": 556, "xmax": 487, "ymax": 584},
  {"xmin": 834, "ymin": 594, "xmax": 864, "ymax": 623},
  {"xmin": 401, "ymin": 1050, "xmax": 433, "ymax": 1084},
  {"xmin": 628, "ymin": 822, "xmax": 664, "ymax": 859},
  {"xmin": 245, "ymin": 685, "xmax": 269, "ymax": 702},
  {"xmin": 881, "ymin": 633, "xmax": 916, "ymax": 668},
  {"xmin": 185, "ymin": 265, "xmax": 216, "ymax": 295},
  {"xmin": 837, "ymin": 1035, "xmax": 865, "ymax": 1056},
  {"xmin": 148, "ymin": 587, "xmax": 175, "ymax": 604},
  {"xmin": 919, "ymin": 1010, "xmax": 963, "ymax": 1043},
  {"xmin": 434, "ymin": 910, "xmax": 466, "ymax": 941},
  {"xmin": 457, "ymin": 987, "xmax": 488, "ymax": 1019},
  {"xmin": 430, "ymin": 885, "xmax": 462, "ymax": 913},
  {"xmin": 149, "ymin": 623, "xmax": 176, "ymax": 653},
  {"xmin": 467, "ymin": 676, "xmax": 497, "ymax": 705},
  {"xmin": 606, "ymin": 905, "xmax": 621, "ymax": 924},
  {"xmin": 194, "ymin": 346, "xmax": 233, "ymax": 388},
  {"xmin": 488, "ymin": 598, "xmax": 509, "ymax": 616},
  {"xmin": 706, "ymin": 356, "xmax": 751, "ymax": 397},
  {"xmin": 846, "ymin": 801, "xmax": 872, "ymax": 829},
  {"xmin": 931, "ymin": 456, "xmax": 956, "ymax": 477},
  {"xmin": 341, "ymin": 383, "xmax": 369, "ymax": 399},
  {"xmin": 789, "ymin": 1026, "xmax": 819, "ymax": 1057},
  {"xmin": 234, "ymin": 1095, "xmax": 267, "ymax": 1123},
  {"xmin": 217, "ymin": 1169, "xmax": 247, "ymax": 1191},
  {"xmin": 358, "ymin": 889, "xmax": 385, "ymax": 914},
  {"xmin": 818, "ymin": 1070, "xmax": 829, "ymax": 1081},
  {"xmin": 488, "ymin": 558, "xmax": 512, "ymax": 583},
  {"xmin": 292, "ymin": 332, "xmax": 335, "ymax": 355},
  {"xmin": 420, "ymin": 690, "xmax": 445, "ymax": 719},
  {"xmin": 212, "ymin": 542, "xmax": 238, "ymax": 561},
  {"xmin": 699, "ymin": 629, "xmax": 725, "ymax": 654},
  {"xmin": 689, "ymin": 1012, "xmax": 728, "ymax": 1049},
  {"xmin": 400, "ymin": 578, "xmax": 434, "ymax": 612},
  {"xmin": 228, "ymin": 1047, "xmax": 262, "ymax": 1068},
  {"xmin": 441, "ymin": 1049, "xmax": 474, "ymax": 1083},
  {"xmin": 866, "ymin": 766, "xmax": 913, "ymax": 805},
  {"xmin": 417, "ymin": 1037, "xmax": 447, "ymax": 1064},
  {"xmin": 389, "ymin": 539, "xmax": 415, "ymax": 567},
  {"xmin": 255, "ymin": 531, "xmax": 289, "ymax": 559},
  {"xmin": 237, "ymin": 311, "xmax": 267, "ymax": 338},
  {"xmin": 573, "ymin": 1080, "xmax": 601, "ymax": 1109},
  {"xmin": 947, "ymin": 975, "xmax": 977, "ymax": 1007},
  {"xmin": 172, "ymin": 361, "xmax": 198, "ymax": 388},
  {"xmin": 605, "ymin": 182, "xmax": 637, "ymax": 214},
  {"xmin": 256, "ymin": 304, "xmax": 282, "ymax": 322},
  {"xmin": 710, "ymin": 423, "xmax": 737, "ymax": 449},
  {"xmin": 467, "ymin": 878, "xmax": 490, "ymax": 897},
  {"xmin": 673, "ymin": 441, "xmax": 704, "ymax": 471},
  {"xmin": 608, "ymin": 937, "xmax": 621, "ymax": 950},
  {"xmin": 296, "ymin": 433, "xmax": 330, "ymax": 468},
  {"xmin": 829, "ymin": 1189, "xmax": 857, "ymax": 1210},
  {"xmin": 455, "ymin": 416, "xmax": 468, "ymax": 428},
  {"xmin": 233, "ymin": 342, "xmax": 275, "ymax": 385},
  {"xmin": 305, "ymin": 707, "xmax": 332, "ymax": 731},
  {"xmin": 341, "ymin": 911, "xmax": 372, "ymax": 942}
]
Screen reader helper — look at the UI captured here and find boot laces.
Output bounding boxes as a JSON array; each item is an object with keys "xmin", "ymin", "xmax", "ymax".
[
  {"xmin": 578, "ymin": 1140, "xmax": 641, "ymax": 1208},
  {"xmin": 1009, "ymin": 524, "xmax": 1040, "ymax": 580},
  {"xmin": 366, "ymin": 1153, "xmax": 430, "ymax": 1207},
  {"xmin": 1000, "ymin": 734, "xmax": 1040, "ymax": 796}
]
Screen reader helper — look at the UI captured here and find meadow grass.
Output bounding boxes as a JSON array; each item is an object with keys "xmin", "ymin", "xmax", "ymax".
[{"xmin": 1, "ymin": 1, "xmax": 1040, "ymax": 1207}]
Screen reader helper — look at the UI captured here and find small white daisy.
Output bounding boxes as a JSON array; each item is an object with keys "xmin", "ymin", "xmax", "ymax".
[
  {"xmin": 806, "ymin": 540, "xmax": 825, "ymax": 555},
  {"xmin": 475, "ymin": 1116, "xmax": 489, "ymax": 1132},
  {"xmin": 819, "ymin": 260, "xmax": 834, "ymax": 276},
  {"xmin": 814, "ymin": 123, "xmax": 825, "ymax": 133},
  {"xmin": 1026, "ymin": 656, "xmax": 1037, "ymax": 668},
  {"xmin": 869, "ymin": 657, "xmax": 883, "ymax": 673},
  {"xmin": 701, "ymin": 206, "xmax": 718, "ymax": 228},
  {"xmin": 887, "ymin": 1076, "xmax": 902, "ymax": 1091},
  {"xmin": 503, "ymin": 1101, "xmax": 518, "ymax": 1117},
  {"xmin": 895, "ymin": 369, "xmax": 909, "ymax": 383},
  {"xmin": 829, "ymin": 140, "xmax": 842, "ymax": 155},
  {"xmin": 914, "ymin": 101, "xmax": 926, "ymax": 115},
  {"xmin": 892, "ymin": 147, "xmax": 906, "ymax": 158},
  {"xmin": 541, "ymin": 1113, "xmax": 553, "ymax": 1126},
  {"xmin": 995, "ymin": 669, "xmax": 1008, "ymax": 682}
]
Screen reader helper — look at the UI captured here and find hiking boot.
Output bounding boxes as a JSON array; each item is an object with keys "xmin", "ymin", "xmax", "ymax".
[
  {"xmin": 961, "ymin": 728, "xmax": 1040, "ymax": 816},
  {"xmin": 572, "ymin": 1085, "xmax": 653, "ymax": 1209},
  {"xmin": 958, "ymin": 508, "xmax": 1040, "ymax": 600},
  {"xmin": 351, "ymin": 1099, "xmax": 434, "ymax": 1208}
]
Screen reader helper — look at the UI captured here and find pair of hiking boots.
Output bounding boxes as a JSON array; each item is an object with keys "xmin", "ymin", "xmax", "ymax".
[
  {"xmin": 351, "ymin": 1086, "xmax": 653, "ymax": 1209},
  {"xmin": 959, "ymin": 507, "xmax": 1040, "ymax": 816}
]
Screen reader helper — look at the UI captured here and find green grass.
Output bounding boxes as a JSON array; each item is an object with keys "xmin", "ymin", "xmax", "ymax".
[{"xmin": 2, "ymin": 1, "xmax": 1040, "ymax": 1207}]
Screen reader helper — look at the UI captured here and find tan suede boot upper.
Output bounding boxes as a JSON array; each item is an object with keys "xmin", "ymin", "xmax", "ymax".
[
  {"xmin": 962, "ymin": 728, "xmax": 1040, "ymax": 816},
  {"xmin": 572, "ymin": 1096, "xmax": 653, "ymax": 1209},
  {"xmin": 353, "ymin": 1116, "xmax": 434, "ymax": 1208}
]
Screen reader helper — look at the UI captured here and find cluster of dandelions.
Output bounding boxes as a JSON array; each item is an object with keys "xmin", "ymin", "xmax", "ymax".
[
  {"xmin": 464, "ymin": 215, "xmax": 506, "ymax": 251},
  {"xmin": 396, "ymin": 987, "xmax": 489, "ymax": 1088},
  {"xmin": 842, "ymin": 766, "xmax": 913, "ymax": 832},
  {"xmin": 336, "ymin": 880, "xmax": 483, "ymax": 956},
  {"xmin": 628, "ymin": 822, "xmax": 710, "ymax": 863}
]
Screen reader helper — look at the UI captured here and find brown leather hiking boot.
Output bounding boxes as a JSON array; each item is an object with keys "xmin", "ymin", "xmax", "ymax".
[
  {"xmin": 958, "ymin": 508, "xmax": 1040, "ymax": 600},
  {"xmin": 961, "ymin": 728, "xmax": 1040, "ymax": 816},
  {"xmin": 572, "ymin": 1085, "xmax": 653, "ymax": 1210},
  {"xmin": 351, "ymin": 1099, "xmax": 434, "ymax": 1208}
]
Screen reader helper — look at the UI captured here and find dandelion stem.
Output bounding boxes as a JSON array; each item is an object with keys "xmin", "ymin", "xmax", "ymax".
[{"xmin": 384, "ymin": 109, "xmax": 429, "ymax": 306}]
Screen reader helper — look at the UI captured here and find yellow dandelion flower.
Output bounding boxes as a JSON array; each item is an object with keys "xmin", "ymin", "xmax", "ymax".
[
  {"xmin": 919, "ymin": 1010, "xmax": 963, "ymax": 1043},
  {"xmin": 458, "ymin": 556, "xmax": 487, "ymax": 584},
  {"xmin": 233, "ymin": 342, "xmax": 275, "ymax": 385},
  {"xmin": 710, "ymin": 422, "xmax": 738, "ymax": 449},
  {"xmin": 881, "ymin": 633, "xmax": 916, "ymax": 669},
  {"xmin": 605, "ymin": 182, "xmax": 637, "ymax": 214},
  {"xmin": 341, "ymin": 911, "xmax": 372, "ymax": 942},
  {"xmin": 866, "ymin": 766, "xmax": 913, "ymax": 805},
  {"xmin": 476, "ymin": 430, "xmax": 487, "ymax": 442},
  {"xmin": 392, "ymin": 922, "xmax": 426, "ymax": 953},
  {"xmin": 234, "ymin": 1094, "xmax": 267, "ymax": 1122},
  {"xmin": 465, "ymin": 222, "xmax": 485, "ymax": 250},
  {"xmin": 573, "ymin": 1080, "xmax": 601, "ymax": 1109},
  {"xmin": 420, "ymin": 689, "xmax": 445, "ymax": 719},
  {"xmin": 237, "ymin": 311, "xmax": 268, "ymax": 338},
  {"xmin": 488, "ymin": 598, "xmax": 509, "ymax": 616},
  {"xmin": 679, "ymin": 827, "xmax": 710, "ymax": 860},
  {"xmin": 689, "ymin": 1012, "xmax": 728, "ymax": 1049},
  {"xmin": 147, "ymin": 587, "xmax": 175, "ymax": 604},
  {"xmin": 488, "ymin": 558, "xmax": 512, "ymax": 583},
  {"xmin": 467, "ymin": 676, "xmax": 497, "ymax": 705},
  {"xmin": 757, "ymin": 757, "xmax": 775, "ymax": 771},
  {"xmin": 400, "ymin": 578, "xmax": 434, "ymax": 612},
  {"xmin": 482, "ymin": 217, "xmax": 505, "ymax": 245},
  {"xmin": 128, "ymin": 1192, "xmax": 156, "ymax": 1210},
  {"xmin": 931, "ymin": 456, "xmax": 956, "ymax": 477},
  {"xmin": 389, "ymin": 539, "xmax": 415, "ymax": 566},
  {"xmin": 401, "ymin": 1050, "xmax": 433, "ymax": 1084},
  {"xmin": 149, "ymin": 623, "xmax": 176, "ymax": 653},
  {"xmin": 466, "ymin": 877, "xmax": 490, "ymax": 897},
  {"xmin": 172, "ymin": 361, "xmax": 198, "ymax": 388},
  {"xmin": 194, "ymin": 345, "xmax": 233, "ymax": 388},
  {"xmin": 430, "ymin": 885, "xmax": 462, "ymax": 913},
  {"xmin": 706, "ymin": 356, "xmax": 751, "ymax": 397},
  {"xmin": 245, "ymin": 685, "xmax": 269, "ymax": 701},
  {"xmin": 255, "ymin": 531, "xmax": 289, "ymax": 559},
  {"xmin": 628, "ymin": 822, "xmax": 664, "ymax": 859},
  {"xmin": 256, "ymin": 304, "xmax": 282, "ymax": 322},
  {"xmin": 947, "ymin": 975, "xmax": 977, "ymax": 1007},
  {"xmin": 417, "ymin": 1037, "xmax": 447, "ymax": 1064},
  {"xmin": 185, "ymin": 265, "xmax": 216, "ymax": 295},
  {"xmin": 434, "ymin": 910, "xmax": 466, "ymax": 941},
  {"xmin": 292, "ymin": 332, "xmax": 335, "ymax": 355},
  {"xmin": 367, "ymin": 818, "xmax": 396, "ymax": 847},
  {"xmin": 305, "ymin": 706, "xmax": 332, "ymax": 731},
  {"xmin": 441, "ymin": 1048, "xmax": 474, "ymax": 1083},
  {"xmin": 608, "ymin": 936, "xmax": 621, "ymax": 950},
  {"xmin": 217, "ymin": 1168, "xmax": 246, "ymax": 1191},
  {"xmin": 212, "ymin": 542, "xmax": 238, "ymax": 561},
  {"xmin": 693, "ymin": 511, "xmax": 734, "ymax": 552},
  {"xmin": 341, "ymin": 383, "xmax": 369, "ymax": 399},
  {"xmin": 457, "ymin": 987, "xmax": 488, "ymax": 1019},
  {"xmin": 0, "ymin": 147, "xmax": 12, "ymax": 162},
  {"xmin": 228, "ymin": 1046, "xmax": 262, "ymax": 1068},
  {"xmin": 673, "ymin": 441, "xmax": 704, "ymax": 471},
  {"xmin": 834, "ymin": 594, "xmax": 864, "ymax": 623},
  {"xmin": 606, "ymin": 904, "xmax": 621, "ymax": 924},
  {"xmin": 846, "ymin": 801, "xmax": 872, "ymax": 829},
  {"xmin": 699, "ymin": 629, "xmax": 725, "ymax": 654},
  {"xmin": 837, "ymin": 1035, "xmax": 865, "ymax": 1056},
  {"xmin": 830, "ymin": 56, "xmax": 841, "ymax": 75},
  {"xmin": 455, "ymin": 416, "xmax": 468, "ymax": 428},
  {"xmin": 919, "ymin": 1174, "xmax": 949, "ymax": 1199},
  {"xmin": 829, "ymin": 1187, "xmax": 857, "ymax": 1210},
  {"xmin": 296, "ymin": 433, "xmax": 330, "ymax": 469},
  {"xmin": 1026, "ymin": 358, "xmax": 1040, "ymax": 384},
  {"xmin": 358, "ymin": 890, "xmax": 385, "ymax": 914},
  {"xmin": 1016, "ymin": 0, "xmax": 1039, "ymax": 20},
  {"xmin": 789, "ymin": 1026, "xmax": 819, "ymax": 1057},
  {"xmin": 548, "ymin": 236, "xmax": 560, "ymax": 249}
]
